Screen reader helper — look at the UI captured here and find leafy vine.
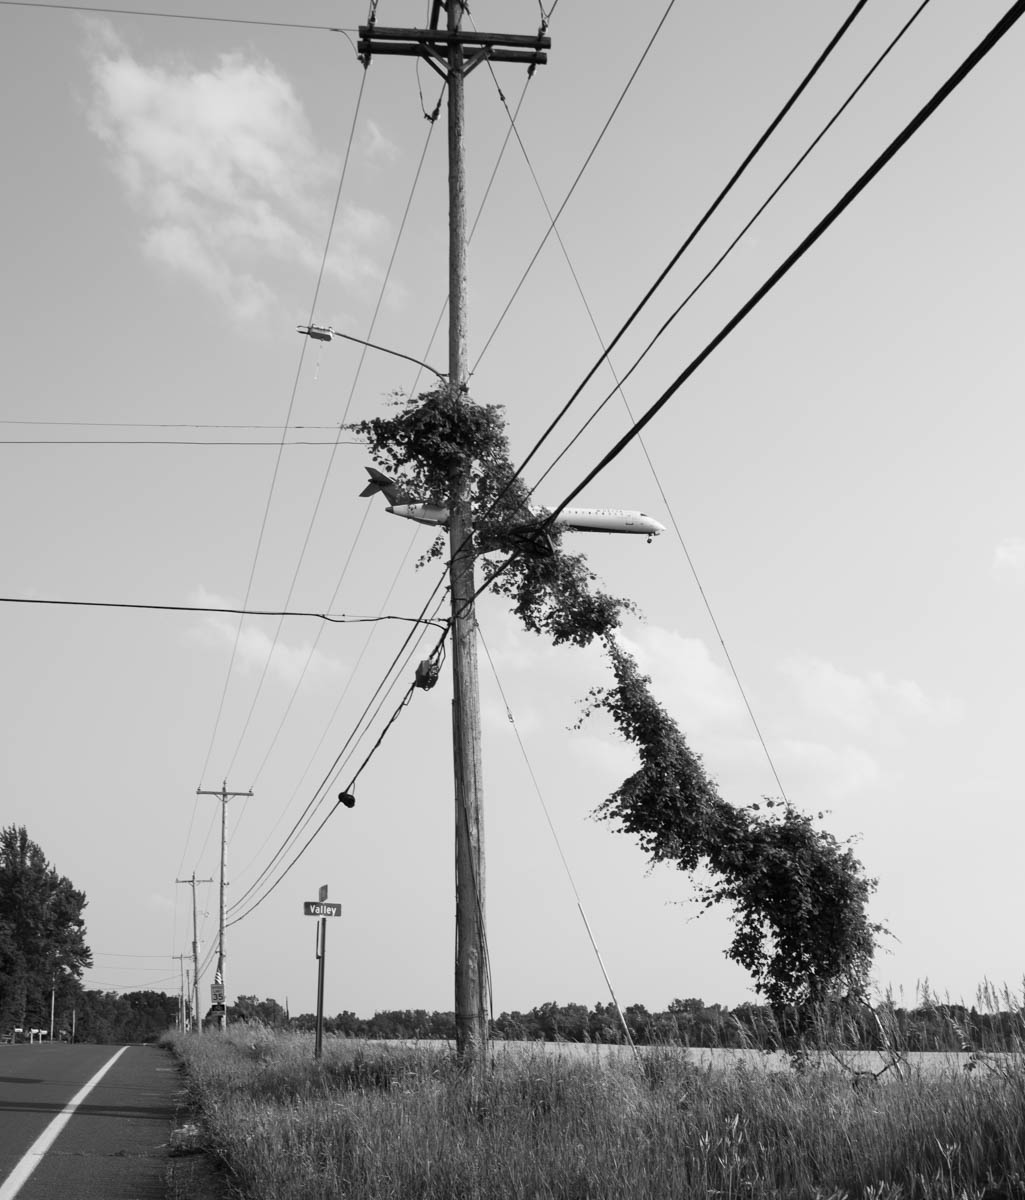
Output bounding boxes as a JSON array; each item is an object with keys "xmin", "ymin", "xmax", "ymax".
[{"xmin": 352, "ymin": 388, "xmax": 882, "ymax": 1008}]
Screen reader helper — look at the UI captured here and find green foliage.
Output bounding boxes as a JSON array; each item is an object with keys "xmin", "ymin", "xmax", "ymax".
[
  {"xmin": 587, "ymin": 641, "xmax": 882, "ymax": 1009},
  {"xmin": 75, "ymin": 988, "xmax": 179, "ymax": 1043},
  {"xmin": 0, "ymin": 825, "xmax": 92, "ymax": 1030},
  {"xmin": 355, "ymin": 388, "xmax": 882, "ymax": 1010}
]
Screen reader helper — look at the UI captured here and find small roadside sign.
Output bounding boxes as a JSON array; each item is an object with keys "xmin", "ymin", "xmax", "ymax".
[
  {"xmin": 318, "ymin": 884, "xmax": 329, "ymax": 902},
  {"xmin": 303, "ymin": 901, "xmax": 342, "ymax": 917},
  {"xmin": 210, "ymin": 983, "xmax": 224, "ymax": 1004}
]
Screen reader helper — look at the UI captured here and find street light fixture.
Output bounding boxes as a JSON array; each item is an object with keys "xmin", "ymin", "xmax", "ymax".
[{"xmin": 296, "ymin": 325, "xmax": 448, "ymax": 381}]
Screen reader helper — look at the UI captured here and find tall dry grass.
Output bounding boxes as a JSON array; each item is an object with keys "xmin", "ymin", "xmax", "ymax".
[{"xmin": 165, "ymin": 995, "xmax": 1025, "ymax": 1200}]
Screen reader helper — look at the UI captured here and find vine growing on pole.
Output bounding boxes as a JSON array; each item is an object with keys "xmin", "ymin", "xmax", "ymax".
[{"xmin": 352, "ymin": 388, "xmax": 883, "ymax": 1010}]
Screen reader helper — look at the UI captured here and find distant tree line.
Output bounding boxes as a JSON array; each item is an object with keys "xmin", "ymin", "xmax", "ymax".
[
  {"xmin": 227, "ymin": 996, "xmax": 1023, "ymax": 1052},
  {"xmin": 72, "ymin": 989, "xmax": 179, "ymax": 1043}
]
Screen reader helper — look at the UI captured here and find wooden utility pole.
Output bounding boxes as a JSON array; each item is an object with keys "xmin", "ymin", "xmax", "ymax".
[
  {"xmin": 358, "ymin": 8, "xmax": 549, "ymax": 1064},
  {"xmin": 174, "ymin": 953, "xmax": 188, "ymax": 1032},
  {"xmin": 176, "ymin": 870, "xmax": 213, "ymax": 1034},
  {"xmin": 196, "ymin": 782, "xmax": 252, "ymax": 1029}
]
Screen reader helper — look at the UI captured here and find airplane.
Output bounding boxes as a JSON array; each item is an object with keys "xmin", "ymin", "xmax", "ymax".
[{"xmin": 359, "ymin": 466, "xmax": 665, "ymax": 547}]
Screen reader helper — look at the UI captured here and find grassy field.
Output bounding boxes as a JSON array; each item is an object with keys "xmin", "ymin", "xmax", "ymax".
[{"xmin": 164, "ymin": 1020, "xmax": 1025, "ymax": 1200}]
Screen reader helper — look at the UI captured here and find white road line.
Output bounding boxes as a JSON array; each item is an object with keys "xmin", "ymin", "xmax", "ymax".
[{"xmin": 0, "ymin": 1046, "xmax": 130, "ymax": 1200}]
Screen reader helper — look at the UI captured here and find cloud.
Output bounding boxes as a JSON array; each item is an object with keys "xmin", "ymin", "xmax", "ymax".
[
  {"xmin": 184, "ymin": 586, "xmax": 344, "ymax": 687},
  {"xmin": 994, "ymin": 538, "xmax": 1025, "ymax": 575},
  {"xmin": 618, "ymin": 625, "xmax": 748, "ymax": 734},
  {"xmin": 84, "ymin": 27, "xmax": 388, "ymax": 318},
  {"xmin": 775, "ymin": 738, "xmax": 882, "ymax": 803},
  {"xmin": 362, "ymin": 119, "xmax": 399, "ymax": 164},
  {"xmin": 780, "ymin": 655, "xmax": 958, "ymax": 733}
]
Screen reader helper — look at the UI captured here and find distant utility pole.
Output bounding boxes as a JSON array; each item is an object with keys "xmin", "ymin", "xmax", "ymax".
[
  {"xmin": 176, "ymin": 871, "xmax": 213, "ymax": 1034},
  {"xmin": 174, "ymin": 953, "xmax": 188, "ymax": 1032},
  {"xmin": 359, "ymin": 5, "xmax": 549, "ymax": 1065},
  {"xmin": 196, "ymin": 782, "xmax": 253, "ymax": 1030}
]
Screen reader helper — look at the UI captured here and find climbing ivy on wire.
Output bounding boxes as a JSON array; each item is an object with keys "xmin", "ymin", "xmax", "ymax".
[{"xmin": 352, "ymin": 387, "xmax": 883, "ymax": 1010}]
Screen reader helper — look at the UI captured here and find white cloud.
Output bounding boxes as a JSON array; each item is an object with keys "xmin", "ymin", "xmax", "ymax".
[
  {"xmin": 780, "ymin": 655, "xmax": 957, "ymax": 733},
  {"xmin": 994, "ymin": 538, "xmax": 1025, "ymax": 575},
  {"xmin": 362, "ymin": 119, "xmax": 399, "ymax": 164},
  {"xmin": 84, "ymin": 27, "xmax": 388, "ymax": 318},
  {"xmin": 776, "ymin": 738, "xmax": 882, "ymax": 803},
  {"xmin": 618, "ymin": 625, "xmax": 748, "ymax": 735},
  {"xmin": 184, "ymin": 585, "xmax": 344, "ymax": 687}
]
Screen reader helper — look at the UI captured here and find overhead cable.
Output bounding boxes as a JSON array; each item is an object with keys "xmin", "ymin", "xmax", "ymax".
[
  {"xmin": 0, "ymin": 0, "xmax": 354, "ymax": 32},
  {"xmin": 478, "ymin": 626, "xmax": 636, "ymax": 1053},
  {"xmin": 511, "ymin": 2, "xmax": 935, "ymax": 811},
  {"xmin": 471, "ymin": 0, "xmax": 681, "ymax": 373},
  {"xmin": 410, "ymin": 70, "xmax": 535, "ymax": 394},
  {"xmin": 434, "ymin": 0, "xmax": 872, "ymax": 606},
  {"xmin": 192, "ymin": 64, "xmax": 369, "ymax": 805},
  {"xmin": 226, "ymin": 627, "xmax": 447, "ymax": 928},
  {"xmin": 510, "ymin": 0, "xmax": 870, "ymax": 484},
  {"xmin": 546, "ymin": 1, "xmax": 1025, "ymax": 523},
  {"xmin": 0, "ymin": 421, "xmax": 348, "ymax": 430},
  {"xmin": 0, "ymin": 439, "xmax": 364, "ymax": 446},
  {"xmin": 229, "ymin": 526, "xmax": 422, "ymax": 878},
  {"xmin": 532, "ymin": 0, "xmax": 933, "ymax": 493},
  {"xmin": 0, "ymin": 595, "xmax": 443, "ymax": 627},
  {"xmin": 222, "ymin": 119, "xmax": 441, "ymax": 783},
  {"xmin": 226, "ymin": 581, "xmax": 450, "ymax": 917}
]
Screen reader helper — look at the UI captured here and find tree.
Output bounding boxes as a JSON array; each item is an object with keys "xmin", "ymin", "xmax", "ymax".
[
  {"xmin": 352, "ymin": 389, "xmax": 883, "ymax": 1013},
  {"xmin": 0, "ymin": 826, "xmax": 92, "ymax": 1031}
]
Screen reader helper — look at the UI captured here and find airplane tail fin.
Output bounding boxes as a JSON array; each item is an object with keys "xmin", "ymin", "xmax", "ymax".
[{"xmin": 360, "ymin": 466, "xmax": 409, "ymax": 505}]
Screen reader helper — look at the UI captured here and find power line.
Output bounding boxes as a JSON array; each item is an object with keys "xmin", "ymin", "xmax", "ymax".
[
  {"xmin": 547, "ymin": 0, "xmax": 1025, "ymax": 523},
  {"xmin": 222, "ymin": 119, "xmax": 441, "ymax": 782},
  {"xmin": 193, "ymin": 64, "xmax": 369, "ymax": 798},
  {"xmin": 226, "ymin": 561, "xmax": 452, "ymax": 913},
  {"xmin": 478, "ymin": 625, "xmax": 635, "ymax": 1052},
  {"xmin": 531, "ymin": 0, "xmax": 933, "ymax": 494},
  {"xmin": 0, "ymin": 595, "xmax": 444, "ymax": 627},
  {"xmin": 227, "ymin": 583, "xmax": 449, "ymax": 919},
  {"xmin": 478, "ymin": 46, "xmax": 794, "ymax": 804},
  {"xmin": 229, "ymin": 525, "xmax": 422, "ymax": 879},
  {"xmin": 471, "ymin": 0, "xmax": 680, "ymax": 373},
  {"xmin": 238, "ymin": 503, "xmax": 375, "ymax": 796},
  {"xmin": 0, "ymin": 0, "xmax": 354, "ymax": 33},
  {"xmin": 91, "ymin": 950, "xmax": 174, "ymax": 958},
  {"xmin": 511, "ymin": 0, "xmax": 870, "ymax": 490},
  {"xmin": 0, "ymin": 420, "xmax": 348, "ymax": 430},
  {"xmin": 0, "ymin": 439, "xmax": 364, "ymax": 446},
  {"xmin": 497, "ymin": 3, "xmax": 936, "ymax": 812},
  {"xmin": 225, "ymin": 645, "xmax": 438, "ymax": 929},
  {"xmin": 424, "ymin": 0, "xmax": 877, "ymax": 608}
]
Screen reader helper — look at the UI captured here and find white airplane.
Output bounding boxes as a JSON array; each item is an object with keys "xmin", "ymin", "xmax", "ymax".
[{"xmin": 360, "ymin": 467, "xmax": 665, "ymax": 547}]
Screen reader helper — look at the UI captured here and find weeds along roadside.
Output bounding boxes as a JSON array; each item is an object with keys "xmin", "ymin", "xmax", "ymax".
[{"xmin": 162, "ymin": 1014, "xmax": 1025, "ymax": 1200}]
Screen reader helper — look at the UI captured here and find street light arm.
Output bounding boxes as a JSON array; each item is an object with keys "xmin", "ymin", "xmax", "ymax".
[{"xmin": 296, "ymin": 324, "xmax": 448, "ymax": 380}]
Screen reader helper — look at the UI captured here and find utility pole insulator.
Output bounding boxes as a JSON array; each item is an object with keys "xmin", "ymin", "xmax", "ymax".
[{"xmin": 357, "ymin": 26, "xmax": 550, "ymax": 73}]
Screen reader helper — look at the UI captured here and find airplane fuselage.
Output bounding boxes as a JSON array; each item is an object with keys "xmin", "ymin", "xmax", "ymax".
[{"xmin": 386, "ymin": 502, "xmax": 664, "ymax": 538}]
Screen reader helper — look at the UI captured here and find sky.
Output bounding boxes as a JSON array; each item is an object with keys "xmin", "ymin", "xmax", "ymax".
[{"xmin": 1, "ymin": 0, "xmax": 1023, "ymax": 1021}]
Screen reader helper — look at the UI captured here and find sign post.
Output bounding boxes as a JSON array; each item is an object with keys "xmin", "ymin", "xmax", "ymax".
[{"xmin": 304, "ymin": 886, "xmax": 341, "ymax": 1059}]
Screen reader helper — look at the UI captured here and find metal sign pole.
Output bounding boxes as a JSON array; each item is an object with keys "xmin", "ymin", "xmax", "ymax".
[
  {"xmin": 315, "ymin": 917, "xmax": 326, "ymax": 1060},
  {"xmin": 304, "ymin": 885, "xmax": 340, "ymax": 1059}
]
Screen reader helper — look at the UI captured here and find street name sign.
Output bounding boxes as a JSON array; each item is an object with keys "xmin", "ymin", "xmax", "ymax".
[{"xmin": 303, "ymin": 901, "xmax": 342, "ymax": 917}]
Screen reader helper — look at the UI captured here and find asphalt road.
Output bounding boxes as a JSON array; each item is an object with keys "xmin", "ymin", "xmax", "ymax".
[{"xmin": 0, "ymin": 1043, "xmax": 182, "ymax": 1199}]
